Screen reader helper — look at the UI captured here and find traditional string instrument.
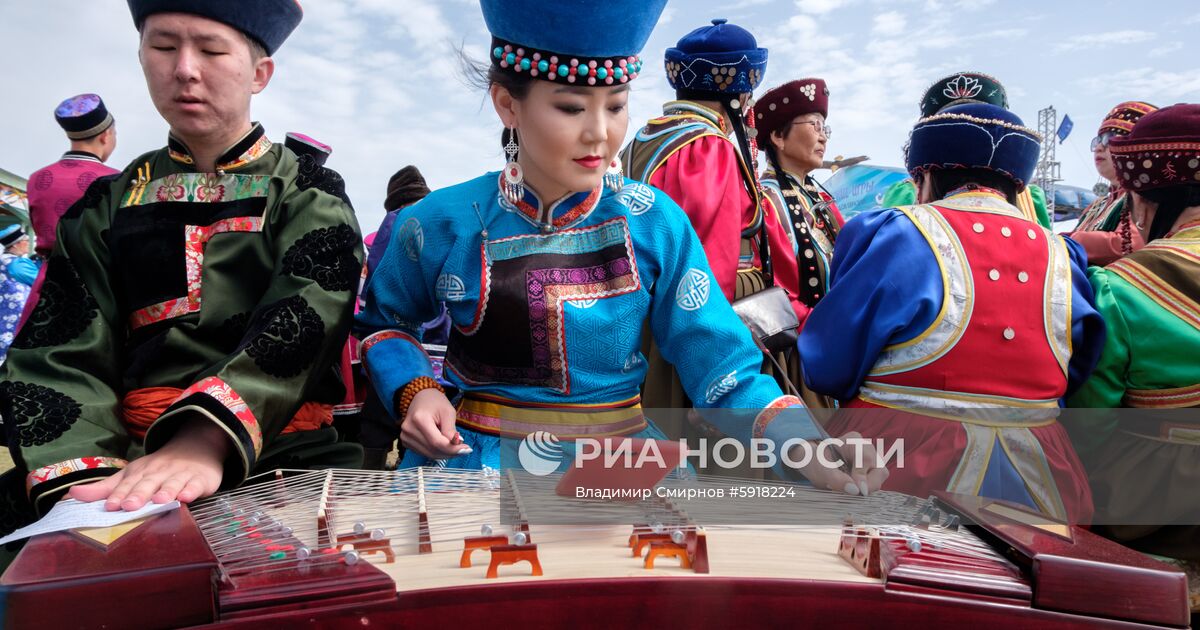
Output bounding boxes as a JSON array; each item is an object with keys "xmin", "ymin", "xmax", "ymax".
[{"xmin": 2, "ymin": 467, "xmax": 1190, "ymax": 628}]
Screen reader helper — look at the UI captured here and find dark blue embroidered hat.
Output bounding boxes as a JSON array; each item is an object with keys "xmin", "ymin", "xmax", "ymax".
[
  {"xmin": 665, "ymin": 19, "xmax": 768, "ymax": 97},
  {"xmin": 127, "ymin": 0, "xmax": 303, "ymax": 55},
  {"xmin": 480, "ymin": 0, "xmax": 667, "ymax": 84},
  {"xmin": 906, "ymin": 103, "xmax": 1042, "ymax": 191},
  {"xmin": 54, "ymin": 93, "xmax": 114, "ymax": 140}
]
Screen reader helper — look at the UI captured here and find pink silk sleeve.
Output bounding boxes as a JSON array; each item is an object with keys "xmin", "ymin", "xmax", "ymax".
[
  {"xmin": 649, "ymin": 136, "xmax": 750, "ymax": 302},
  {"xmin": 1069, "ymin": 215, "xmax": 1144, "ymax": 267}
]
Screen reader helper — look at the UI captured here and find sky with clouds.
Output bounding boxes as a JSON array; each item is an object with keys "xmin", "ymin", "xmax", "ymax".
[{"xmin": 3, "ymin": 0, "xmax": 1199, "ymax": 232}]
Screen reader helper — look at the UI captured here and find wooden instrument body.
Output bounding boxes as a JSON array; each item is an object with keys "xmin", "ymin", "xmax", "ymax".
[{"xmin": 1, "ymin": 484, "xmax": 1189, "ymax": 629}]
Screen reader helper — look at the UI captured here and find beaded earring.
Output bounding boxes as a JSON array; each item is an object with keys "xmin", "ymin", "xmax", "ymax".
[
  {"xmin": 605, "ymin": 156, "xmax": 624, "ymax": 192},
  {"xmin": 502, "ymin": 128, "xmax": 525, "ymax": 205}
]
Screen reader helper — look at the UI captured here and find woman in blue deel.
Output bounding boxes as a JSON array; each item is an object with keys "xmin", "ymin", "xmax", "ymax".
[{"xmin": 355, "ymin": 1, "xmax": 885, "ymax": 495}]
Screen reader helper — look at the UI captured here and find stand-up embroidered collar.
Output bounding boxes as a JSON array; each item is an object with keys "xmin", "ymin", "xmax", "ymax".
[
  {"xmin": 497, "ymin": 174, "xmax": 603, "ymax": 231},
  {"xmin": 941, "ymin": 185, "xmax": 1022, "ymax": 216},
  {"xmin": 168, "ymin": 123, "xmax": 272, "ymax": 172},
  {"xmin": 662, "ymin": 101, "xmax": 726, "ymax": 133},
  {"xmin": 764, "ymin": 168, "xmax": 820, "ymax": 195},
  {"xmin": 61, "ymin": 150, "xmax": 102, "ymax": 164}
]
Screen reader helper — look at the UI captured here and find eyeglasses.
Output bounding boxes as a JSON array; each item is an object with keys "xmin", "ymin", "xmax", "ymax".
[
  {"xmin": 1090, "ymin": 131, "xmax": 1117, "ymax": 151},
  {"xmin": 792, "ymin": 120, "xmax": 832, "ymax": 138}
]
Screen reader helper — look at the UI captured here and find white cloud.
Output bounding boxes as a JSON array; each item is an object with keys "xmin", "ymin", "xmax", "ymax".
[
  {"xmin": 1053, "ymin": 30, "xmax": 1155, "ymax": 53},
  {"xmin": 1077, "ymin": 68, "xmax": 1200, "ymax": 102},
  {"xmin": 795, "ymin": 0, "xmax": 853, "ymax": 15},
  {"xmin": 0, "ymin": 0, "xmax": 1185, "ymax": 222},
  {"xmin": 871, "ymin": 11, "xmax": 907, "ymax": 37},
  {"xmin": 1148, "ymin": 42, "xmax": 1184, "ymax": 58}
]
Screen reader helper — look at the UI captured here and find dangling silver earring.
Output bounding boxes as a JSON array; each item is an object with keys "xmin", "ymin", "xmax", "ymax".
[
  {"xmin": 605, "ymin": 155, "xmax": 624, "ymax": 192},
  {"xmin": 502, "ymin": 128, "xmax": 525, "ymax": 205}
]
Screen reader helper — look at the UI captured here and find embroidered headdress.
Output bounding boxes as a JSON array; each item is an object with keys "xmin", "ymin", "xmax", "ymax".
[
  {"xmin": 906, "ymin": 102, "xmax": 1042, "ymax": 191},
  {"xmin": 1099, "ymin": 101, "xmax": 1158, "ymax": 137},
  {"xmin": 755, "ymin": 78, "xmax": 829, "ymax": 138},
  {"xmin": 480, "ymin": 0, "xmax": 667, "ymax": 85},
  {"xmin": 665, "ymin": 19, "xmax": 767, "ymax": 97},
  {"xmin": 1109, "ymin": 103, "xmax": 1200, "ymax": 192},
  {"xmin": 919, "ymin": 71, "xmax": 1008, "ymax": 118}
]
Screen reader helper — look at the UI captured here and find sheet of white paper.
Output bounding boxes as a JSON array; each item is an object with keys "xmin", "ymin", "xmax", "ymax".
[{"xmin": 0, "ymin": 499, "xmax": 181, "ymax": 545}]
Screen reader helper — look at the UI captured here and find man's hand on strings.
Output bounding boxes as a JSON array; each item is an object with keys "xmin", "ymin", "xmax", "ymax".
[{"xmin": 69, "ymin": 419, "xmax": 227, "ymax": 511}]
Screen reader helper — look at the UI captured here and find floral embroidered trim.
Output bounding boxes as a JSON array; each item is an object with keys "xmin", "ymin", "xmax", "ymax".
[
  {"xmin": 129, "ymin": 216, "xmax": 265, "ymax": 330},
  {"xmin": 218, "ymin": 135, "xmax": 273, "ymax": 171},
  {"xmin": 122, "ymin": 173, "xmax": 271, "ymax": 208},
  {"xmin": 26, "ymin": 456, "xmax": 127, "ymax": 493},
  {"xmin": 174, "ymin": 376, "xmax": 263, "ymax": 457},
  {"xmin": 751, "ymin": 395, "xmax": 803, "ymax": 440}
]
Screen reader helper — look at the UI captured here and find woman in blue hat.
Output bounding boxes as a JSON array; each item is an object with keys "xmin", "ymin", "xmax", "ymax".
[{"xmin": 356, "ymin": 1, "xmax": 884, "ymax": 494}]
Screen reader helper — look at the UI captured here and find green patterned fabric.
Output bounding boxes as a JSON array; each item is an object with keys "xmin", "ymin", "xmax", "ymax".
[{"xmin": 0, "ymin": 125, "xmax": 363, "ymax": 516}]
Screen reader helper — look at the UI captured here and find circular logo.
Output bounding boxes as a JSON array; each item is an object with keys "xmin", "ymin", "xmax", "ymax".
[{"xmin": 518, "ymin": 431, "xmax": 563, "ymax": 476}]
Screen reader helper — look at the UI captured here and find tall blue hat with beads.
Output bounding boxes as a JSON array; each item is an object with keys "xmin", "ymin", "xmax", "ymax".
[
  {"xmin": 480, "ymin": 0, "xmax": 667, "ymax": 85},
  {"xmin": 665, "ymin": 19, "xmax": 768, "ymax": 97},
  {"xmin": 905, "ymin": 102, "xmax": 1042, "ymax": 191}
]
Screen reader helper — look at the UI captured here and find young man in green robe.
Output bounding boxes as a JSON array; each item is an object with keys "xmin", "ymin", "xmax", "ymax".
[{"xmin": 0, "ymin": 0, "xmax": 363, "ymax": 562}]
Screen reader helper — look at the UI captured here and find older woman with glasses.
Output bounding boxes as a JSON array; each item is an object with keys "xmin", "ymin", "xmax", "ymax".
[
  {"xmin": 756, "ymin": 79, "xmax": 845, "ymax": 325},
  {"xmin": 1067, "ymin": 101, "xmax": 1157, "ymax": 266},
  {"xmin": 754, "ymin": 79, "xmax": 845, "ymax": 408}
]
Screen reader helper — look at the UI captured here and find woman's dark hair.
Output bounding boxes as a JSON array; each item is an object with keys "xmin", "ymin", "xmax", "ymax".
[
  {"xmin": 460, "ymin": 49, "xmax": 535, "ymax": 149},
  {"xmin": 760, "ymin": 126, "xmax": 793, "ymax": 174},
  {"xmin": 1138, "ymin": 184, "xmax": 1200, "ymax": 241},
  {"xmin": 923, "ymin": 168, "xmax": 1020, "ymax": 205}
]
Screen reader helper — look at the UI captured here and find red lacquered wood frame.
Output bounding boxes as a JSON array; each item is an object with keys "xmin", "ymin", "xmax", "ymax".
[
  {"xmin": 935, "ymin": 492, "xmax": 1191, "ymax": 628},
  {"xmin": 2, "ymin": 501, "xmax": 1191, "ymax": 630},
  {"xmin": 0, "ymin": 505, "xmax": 396, "ymax": 630},
  {"xmin": 1, "ymin": 507, "xmax": 218, "ymax": 629},
  {"xmin": 205, "ymin": 578, "xmax": 1182, "ymax": 630}
]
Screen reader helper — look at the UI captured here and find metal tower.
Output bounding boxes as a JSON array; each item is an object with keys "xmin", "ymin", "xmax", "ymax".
[{"xmin": 1035, "ymin": 106, "xmax": 1062, "ymax": 217}]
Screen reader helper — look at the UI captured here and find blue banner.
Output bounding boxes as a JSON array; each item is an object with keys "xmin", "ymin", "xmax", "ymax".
[{"xmin": 1057, "ymin": 115, "xmax": 1073, "ymax": 144}]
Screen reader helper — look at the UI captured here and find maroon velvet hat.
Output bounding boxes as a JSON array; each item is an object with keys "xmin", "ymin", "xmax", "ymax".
[
  {"xmin": 754, "ymin": 78, "xmax": 829, "ymax": 138},
  {"xmin": 1109, "ymin": 103, "xmax": 1200, "ymax": 192}
]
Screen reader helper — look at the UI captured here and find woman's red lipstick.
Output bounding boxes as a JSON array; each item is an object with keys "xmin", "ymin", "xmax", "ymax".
[{"xmin": 574, "ymin": 156, "xmax": 603, "ymax": 169}]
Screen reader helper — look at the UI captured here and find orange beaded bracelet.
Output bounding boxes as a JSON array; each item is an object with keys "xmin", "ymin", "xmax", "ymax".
[{"xmin": 396, "ymin": 376, "xmax": 445, "ymax": 420}]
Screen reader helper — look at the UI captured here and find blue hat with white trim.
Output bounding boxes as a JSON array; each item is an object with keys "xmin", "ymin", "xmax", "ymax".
[{"xmin": 905, "ymin": 103, "xmax": 1042, "ymax": 191}]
